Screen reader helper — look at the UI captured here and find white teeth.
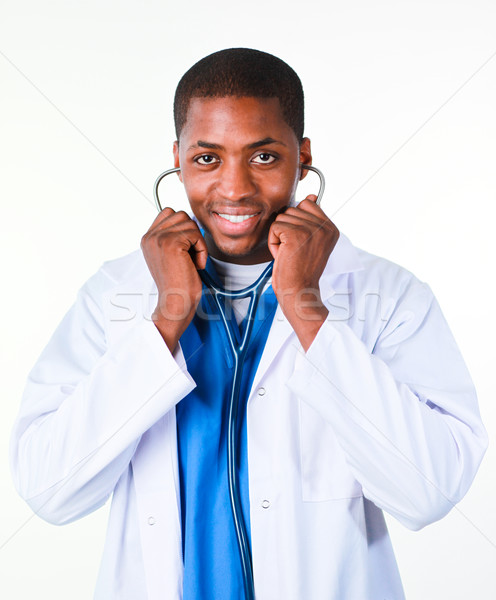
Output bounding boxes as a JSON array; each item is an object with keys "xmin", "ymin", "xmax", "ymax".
[{"xmin": 218, "ymin": 213, "xmax": 257, "ymax": 223}]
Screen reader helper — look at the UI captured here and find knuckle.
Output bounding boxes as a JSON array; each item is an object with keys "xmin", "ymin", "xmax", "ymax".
[{"xmin": 299, "ymin": 199, "xmax": 314, "ymax": 209}]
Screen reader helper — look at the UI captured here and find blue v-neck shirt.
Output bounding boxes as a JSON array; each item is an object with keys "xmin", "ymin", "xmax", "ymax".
[{"xmin": 176, "ymin": 261, "xmax": 278, "ymax": 599}]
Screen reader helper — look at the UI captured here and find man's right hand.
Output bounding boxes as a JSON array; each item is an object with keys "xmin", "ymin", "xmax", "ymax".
[{"xmin": 141, "ymin": 209, "xmax": 208, "ymax": 353}]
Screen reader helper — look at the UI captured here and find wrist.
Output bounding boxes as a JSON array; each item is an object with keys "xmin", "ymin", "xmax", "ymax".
[
  {"xmin": 151, "ymin": 313, "xmax": 182, "ymax": 354},
  {"xmin": 152, "ymin": 301, "xmax": 195, "ymax": 353},
  {"xmin": 277, "ymin": 288, "xmax": 328, "ymax": 352}
]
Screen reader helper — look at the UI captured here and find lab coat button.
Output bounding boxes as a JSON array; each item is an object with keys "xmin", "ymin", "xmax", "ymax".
[
  {"xmin": 261, "ymin": 499, "xmax": 270, "ymax": 509},
  {"xmin": 258, "ymin": 387, "xmax": 266, "ymax": 396},
  {"xmin": 148, "ymin": 517, "xmax": 156, "ymax": 526}
]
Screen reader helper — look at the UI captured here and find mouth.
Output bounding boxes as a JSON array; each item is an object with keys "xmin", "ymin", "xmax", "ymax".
[
  {"xmin": 211, "ymin": 210, "xmax": 261, "ymax": 235},
  {"xmin": 217, "ymin": 213, "xmax": 258, "ymax": 223}
]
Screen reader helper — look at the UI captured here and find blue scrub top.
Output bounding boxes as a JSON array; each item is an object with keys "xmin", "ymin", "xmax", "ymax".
[{"xmin": 176, "ymin": 260, "xmax": 277, "ymax": 599}]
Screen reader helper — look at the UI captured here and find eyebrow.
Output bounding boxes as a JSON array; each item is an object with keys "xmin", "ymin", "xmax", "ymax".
[
  {"xmin": 187, "ymin": 137, "xmax": 286, "ymax": 151},
  {"xmin": 247, "ymin": 137, "xmax": 286, "ymax": 149}
]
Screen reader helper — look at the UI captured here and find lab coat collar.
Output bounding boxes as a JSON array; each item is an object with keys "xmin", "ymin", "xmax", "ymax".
[
  {"xmin": 317, "ymin": 232, "xmax": 364, "ymax": 302},
  {"xmin": 105, "ymin": 229, "xmax": 363, "ymax": 312},
  {"xmin": 320, "ymin": 232, "xmax": 364, "ymax": 276},
  {"xmin": 103, "ymin": 230, "xmax": 365, "ymax": 418}
]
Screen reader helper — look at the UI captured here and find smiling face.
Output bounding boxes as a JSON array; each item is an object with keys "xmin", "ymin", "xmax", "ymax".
[{"xmin": 173, "ymin": 96, "xmax": 312, "ymax": 264}]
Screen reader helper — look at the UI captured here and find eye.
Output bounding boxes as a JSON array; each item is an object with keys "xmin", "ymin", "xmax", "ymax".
[
  {"xmin": 252, "ymin": 153, "xmax": 277, "ymax": 164},
  {"xmin": 195, "ymin": 154, "xmax": 219, "ymax": 165}
]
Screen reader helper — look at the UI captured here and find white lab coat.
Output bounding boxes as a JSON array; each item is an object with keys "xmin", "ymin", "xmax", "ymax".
[{"xmin": 10, "ymin": 233, "xmax": 487, "ymax": 600}]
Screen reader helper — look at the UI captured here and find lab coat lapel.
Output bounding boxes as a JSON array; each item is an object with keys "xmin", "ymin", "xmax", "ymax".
[{"xmin": 246, "ymin": 302, "xmax": 295, "ymax": 397}]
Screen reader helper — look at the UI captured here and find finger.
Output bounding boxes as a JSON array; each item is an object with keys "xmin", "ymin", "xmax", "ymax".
[
  {"xmin": 274, "ymin": 210, "xmax": 323, "ymax": 227},
  {"xmin": 269, "ymin": 220, "xmax": 311, "ymax": 244},
  {"xmin": 157, "ymin": 221, "xmax": 208, "ymax": 270},
  {"xmin": 156, "ymin": 220, "xmax": 204, "ymax": 247},
  {"xmin": 296, "ymin": 197, "xmax": 326, "ymax": 216},
  {"xmin": 151, "ymin": 209, "xmax": 193, "ymax": 229},
  {"xmin": 267, "ymin": 221, "xmax": 283, "ymax": 259},
  {"xmin": 274, "ymin": 207, "xmax": 330, "ymax": 229},
  {"xmin": 287, "ymin": 200, "xmax": 325, "ymax": 217},
  {"xmin": 146, "ymin": 209, "xmax": 194, "ymax": 235},
  {"xmin": 143, "ymin": 215, "xmax": 203, "ymax": 257},
  {"xmin": 189, "ymin": 234, "xmax": 209, "ymax": 270},
  {"xmin": 268, "ymin": 218, "xmax": 305, "ymax": 252},
  {"xmin": 146, "ymin": 207, "xmax": 176, "ymax": 232}
]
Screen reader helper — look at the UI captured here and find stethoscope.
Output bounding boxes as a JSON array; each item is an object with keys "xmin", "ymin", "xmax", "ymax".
[{"xmin": 153, "ymin": 164, "xmax": 325, "ymax": 600}]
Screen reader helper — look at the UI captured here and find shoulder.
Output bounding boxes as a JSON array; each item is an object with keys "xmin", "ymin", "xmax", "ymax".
[
  {"xmin": 323, "ymin": 233, "xmax": 434, "ymax": 308},
  {"xmin": 100, "ymin": 249, "xmax": 149, "ymax": 284},
  {"xmin": 80, "ymin": 249, "xmax": 152, "ymax": 302}
]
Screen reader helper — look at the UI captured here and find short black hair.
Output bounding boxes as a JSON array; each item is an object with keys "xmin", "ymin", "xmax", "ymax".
[{"xmin": 174, "ymin": 48, "xmax": 304, "ymax": 142}]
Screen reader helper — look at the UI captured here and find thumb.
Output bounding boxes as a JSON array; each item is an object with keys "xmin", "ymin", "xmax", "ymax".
[
  {"xmin": 191, "ymin": 237, "xmax": 208, "ymax": 270},
  {"xmin": 267, "ymin": 221, "xmax": 281, "ymax": 260}
]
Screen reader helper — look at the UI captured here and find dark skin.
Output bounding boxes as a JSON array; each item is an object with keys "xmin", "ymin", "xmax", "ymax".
[{"xmin": 141, "ymin": 97, "xmax": 339, "ymax": 353}]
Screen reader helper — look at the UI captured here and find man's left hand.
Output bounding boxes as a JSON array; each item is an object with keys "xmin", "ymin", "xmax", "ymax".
[{"xmin": 268, "ymin": 196, "xmax": 339, "ymax": 351}]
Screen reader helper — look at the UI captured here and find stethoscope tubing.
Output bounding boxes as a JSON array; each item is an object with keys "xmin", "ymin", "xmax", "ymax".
[
  {"xmin": 152, "ymin": 163, "xmax": 324, "ymax": 600},
  {"xmin": 202, "ymin": 263, "xmax": 273, "ymax": 600}
]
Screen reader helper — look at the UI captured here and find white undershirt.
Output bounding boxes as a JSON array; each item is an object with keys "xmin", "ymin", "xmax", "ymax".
[{"xmin": 209, "ymin": 257, "xmax": 272, "ymax": 325}]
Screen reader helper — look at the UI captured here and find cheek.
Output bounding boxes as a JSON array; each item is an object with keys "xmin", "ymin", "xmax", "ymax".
[
  {"xmin": 182, "ymin": 177, "xmax": 207, "ymax": 209},
  {"xmin": 264, "ymin": 174, "xmax": 299, "ymax": 207},
  {"xmin": 180, "ymin": 167, "xmax": 216, "ymax": 207}
]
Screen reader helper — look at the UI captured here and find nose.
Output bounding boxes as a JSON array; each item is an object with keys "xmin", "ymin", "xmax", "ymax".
[{"xmin": 216, "ymin": 160, "xmax": 257, "ymax": 202}]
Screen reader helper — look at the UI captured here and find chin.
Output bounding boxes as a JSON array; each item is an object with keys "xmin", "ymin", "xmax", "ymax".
[
  {"xmin": 214, "ymin": 239, "xmax": 271, "ymax": 264},
  {"xmin": 217, "ymin": 245, "xmax": 255, "ymax": 260}
]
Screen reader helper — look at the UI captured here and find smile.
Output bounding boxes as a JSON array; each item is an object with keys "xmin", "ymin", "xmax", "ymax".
[{"xmin": 217, "ymin": 213, "xmax": 258, "ymax": 223}]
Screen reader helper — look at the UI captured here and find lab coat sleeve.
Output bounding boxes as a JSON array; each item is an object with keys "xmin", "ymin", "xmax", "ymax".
[
  {"xmin": 287, "ymin": 278, "xmax": 488, "ymax": 530},
  {"xmin": 10, "ymin": 265, "xmax": 196, "ymax": 526}
]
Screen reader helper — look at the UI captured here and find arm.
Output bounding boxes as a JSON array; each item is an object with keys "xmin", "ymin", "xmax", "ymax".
[
  {"xmin": 11, "ymin": 209, "xmax": 208, "ymax": 525},
  {"xmin": 10, "ymin": 262, "xmax": 196, "ymax": 526},
  {"xmin": 288, "ymin": 278, "xmax": 488, "ymax": 530}
]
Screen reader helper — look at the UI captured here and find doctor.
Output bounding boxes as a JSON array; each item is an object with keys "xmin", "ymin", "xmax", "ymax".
[{"xmin": 11, "ymin": 48, "xmax": 487, "ymax": 600}]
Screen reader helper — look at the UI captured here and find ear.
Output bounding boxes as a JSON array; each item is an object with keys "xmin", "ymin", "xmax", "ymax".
[
  {"xmin": 298, "ymin": 137, "xmax": 312, "ymax": 180},
  {"xmin": 172, "ymin": 141, "xmax": 183, "ymax": 182}
]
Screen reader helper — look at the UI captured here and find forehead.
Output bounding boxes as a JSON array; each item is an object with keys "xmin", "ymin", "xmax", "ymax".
[{"xmin": 179, "ymin": 96, "xmax": 296, "ymax": 144}]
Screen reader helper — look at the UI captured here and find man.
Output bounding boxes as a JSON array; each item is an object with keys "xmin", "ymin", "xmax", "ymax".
[{"xmin": 10, "ymin": 48, "xmax": 487, "ymax": 599}]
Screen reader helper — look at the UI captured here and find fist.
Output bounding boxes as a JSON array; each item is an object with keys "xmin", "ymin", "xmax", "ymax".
[
  {"xmin": 141, "ymin": 208, "xmax": 208, "ymax": 351},
  {"xmin": 268, "ymin": 196, "xmax": 339, "ymax": 298}
]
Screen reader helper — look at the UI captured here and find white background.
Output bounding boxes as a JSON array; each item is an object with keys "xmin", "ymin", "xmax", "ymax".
[{"xmin": 1, "ymin": 0, "xmax": 495, "ymax": 597}]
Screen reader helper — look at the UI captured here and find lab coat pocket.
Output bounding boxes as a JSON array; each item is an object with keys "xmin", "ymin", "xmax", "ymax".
[{"xmin": 299, "ymin": 401, "xmax": 362, "ymax": 502}]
